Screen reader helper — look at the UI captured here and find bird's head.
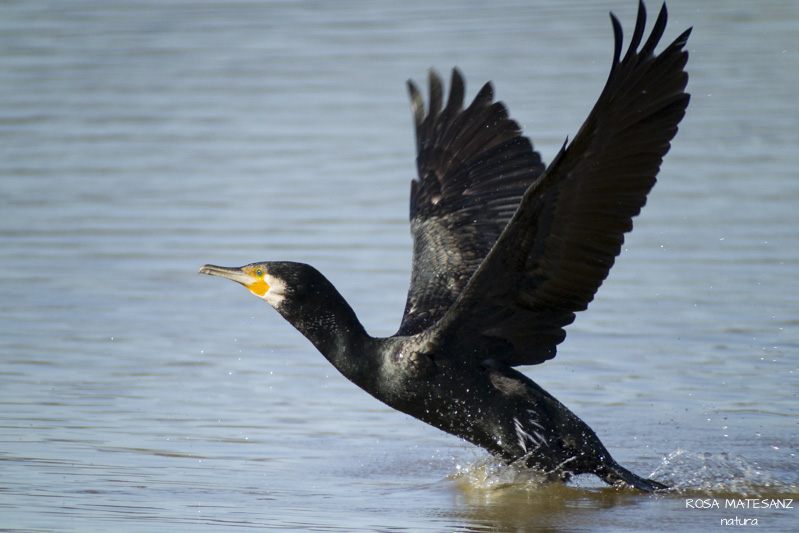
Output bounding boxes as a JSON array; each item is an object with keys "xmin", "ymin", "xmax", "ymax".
[
  {"xmin": 199, "ymin": 261, "xmax": 367, "ymax": 362},
  {"xmin": 199, "ymin": 262, "xmax": 289, "ymax": 309}
]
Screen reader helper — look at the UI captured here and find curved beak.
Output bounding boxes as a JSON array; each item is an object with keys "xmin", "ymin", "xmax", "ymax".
[{"xmin": 199, "ymin": 264, "xmax": 253, "ymax": 284}]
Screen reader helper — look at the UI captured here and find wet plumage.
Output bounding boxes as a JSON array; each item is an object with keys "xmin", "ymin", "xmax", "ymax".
[{"xmin": 200, "ymin": 1, "xmax": 690, "ymax": 491}]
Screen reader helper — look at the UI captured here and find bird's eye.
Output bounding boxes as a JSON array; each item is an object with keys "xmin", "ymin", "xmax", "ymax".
[{"xmin": 255, "ymin": 268, "xmax": 264, "ymax": 277}]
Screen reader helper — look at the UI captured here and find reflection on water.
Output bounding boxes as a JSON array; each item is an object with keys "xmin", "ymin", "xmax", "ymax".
[
  {"xmin": 2, "ymin": 0, "xmax": 798, "ymax": 531},
  {"xmin": 451, "ymin": 484, "xmax": 662, "ymax": 533}
]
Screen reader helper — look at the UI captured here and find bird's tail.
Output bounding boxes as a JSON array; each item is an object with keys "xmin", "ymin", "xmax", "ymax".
[{"xmin": 599, "ymin": 461, "xmax": 669, "ymax": 492}]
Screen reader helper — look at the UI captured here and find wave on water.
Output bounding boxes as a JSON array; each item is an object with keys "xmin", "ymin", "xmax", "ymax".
[{"xmin": 651, "ymin": 448, "xmax": 798, "ymax": 497}]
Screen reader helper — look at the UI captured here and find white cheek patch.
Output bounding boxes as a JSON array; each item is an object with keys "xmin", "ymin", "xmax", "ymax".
[{"xmin": 260, "ymin": 274, "xmax": 287, "ymax": 308}]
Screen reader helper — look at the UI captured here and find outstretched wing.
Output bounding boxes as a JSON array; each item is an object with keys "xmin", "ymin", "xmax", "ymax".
[
  {"xmin": 437, "ymin": 1, "xmax": 691, "ymax": 365},
  {"xmin": 398, "ymin": 69, "xmax": 546, "ymax": 336}
]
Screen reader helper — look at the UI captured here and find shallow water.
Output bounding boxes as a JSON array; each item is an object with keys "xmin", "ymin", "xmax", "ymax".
[{"xmin": 2, "ymin": 0, "xmax": 798, "ymax": 531}]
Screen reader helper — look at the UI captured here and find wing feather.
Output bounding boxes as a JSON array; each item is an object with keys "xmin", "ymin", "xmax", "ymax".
[
  {"xmin": 398, "ymin": 69, "xmax": 546, "ymax": 335},
  {"xmin": 436, "ymin": 1, "xmax": 691, "ymax": 365}
]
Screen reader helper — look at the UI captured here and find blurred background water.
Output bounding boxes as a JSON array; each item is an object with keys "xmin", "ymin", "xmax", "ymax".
[{"xmin": 1, "ymin": 0, "xmax": 797, "ymax": 531}]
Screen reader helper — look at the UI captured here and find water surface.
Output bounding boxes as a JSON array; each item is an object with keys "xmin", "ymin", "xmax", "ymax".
[{"xmin": 2, "ymin": 0, "xmax": 797, "ymax": 531}]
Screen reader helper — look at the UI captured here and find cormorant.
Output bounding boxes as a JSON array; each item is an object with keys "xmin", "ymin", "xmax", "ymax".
[{"xmin": 200, "ymin": 1, "xmax": 690, "ymax": 491}]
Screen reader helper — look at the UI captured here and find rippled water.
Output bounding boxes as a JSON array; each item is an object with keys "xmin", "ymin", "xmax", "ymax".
[{"xmin": 2, "ymin": 0, "xmax": 797, "ymax": 531}]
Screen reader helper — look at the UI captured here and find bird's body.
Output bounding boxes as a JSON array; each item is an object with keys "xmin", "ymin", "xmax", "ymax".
[{"xmin": 200, "ymin": 1, "xmax": 690, "ymax": 492}]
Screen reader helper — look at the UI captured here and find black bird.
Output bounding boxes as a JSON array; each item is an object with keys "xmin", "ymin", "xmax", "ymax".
[{"xmin": 200, "ymin": 1, "xmax": 690, "ymax": 491}]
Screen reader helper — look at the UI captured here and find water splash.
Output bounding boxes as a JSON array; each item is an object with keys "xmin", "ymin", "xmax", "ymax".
[
  {"xmin": 450, "ymin": 448, "xmax": 798, "ymax": 498},
  {"xmin": 451, "ymin": 455, "xmax": 553, "ymax": 491},
  {"xmin": 651, "ymin": 448, "xmax": 798, "ymax": 497}
]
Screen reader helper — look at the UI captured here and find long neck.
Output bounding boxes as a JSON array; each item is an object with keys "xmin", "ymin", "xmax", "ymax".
[{"xmin": 275, "ymin": 273, "xmax": 377, "ymax": 382}]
